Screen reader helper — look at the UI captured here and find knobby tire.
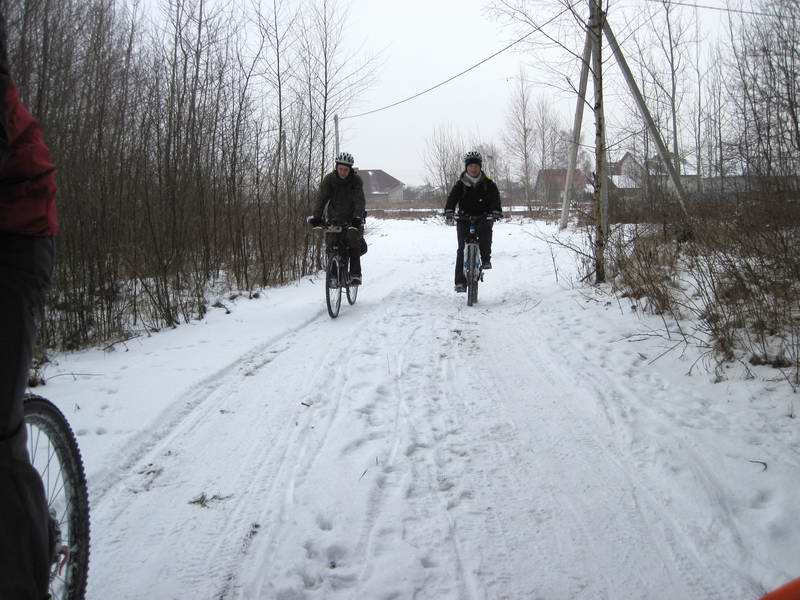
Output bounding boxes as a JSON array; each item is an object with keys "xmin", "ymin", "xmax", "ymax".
[
  {"xmin": 466, "ymin": 244, "xmax": 479, "ymax": 306},
  {"xmin": 24, "ymin": 394, "xmax": 90, "ymax": 600}
]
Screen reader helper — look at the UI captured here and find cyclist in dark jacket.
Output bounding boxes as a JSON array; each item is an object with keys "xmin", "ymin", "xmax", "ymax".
[
  {"xmin": 307, "ymin": 151, "xmax": 366, "ymax": 284},
  {"xmin": 445, "ymin": 150, "xmax": 502, "ymax": 292},
  {"xmin": 1, "ymin": 5, "xmax": 59, "ymax": 598}
]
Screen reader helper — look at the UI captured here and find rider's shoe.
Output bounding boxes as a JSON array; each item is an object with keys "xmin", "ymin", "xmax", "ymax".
[
  {"xmin": 482, "ymin": 259, "xmax": 492, "ymax": 270},
  {"xmin": 349, "ymin": 274, "xmax": 362, "ymax": 285},
  {"xmin": 454, "ymin": 283, "xmax": 466, "ymax": 293}
]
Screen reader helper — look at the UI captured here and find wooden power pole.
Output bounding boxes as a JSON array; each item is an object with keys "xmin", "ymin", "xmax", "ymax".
[
  {"xmin": 590, "ymin": 0, "xmax": 606, "ymax": 283},
  {"xmin": 559, "ymin": 0, "xmax": 690, "ymax": 246}
]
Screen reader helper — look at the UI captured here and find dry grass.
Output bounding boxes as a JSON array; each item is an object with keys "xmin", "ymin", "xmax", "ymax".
[{"xmin": 608, "ymin": 196, "xmax": 800, "ymax": 383}]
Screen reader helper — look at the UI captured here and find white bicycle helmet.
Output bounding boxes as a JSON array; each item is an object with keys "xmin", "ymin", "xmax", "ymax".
[{"xmin": 335, "ymin": 151, "xmax": 354, "ymax": 166}]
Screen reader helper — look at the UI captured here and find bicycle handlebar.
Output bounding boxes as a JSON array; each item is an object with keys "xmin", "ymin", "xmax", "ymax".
[
  {"xmin": 453, "ymin": 212, "xmax": 502, "ymax": 222},
  {"xmin": 313, "ymin": 223, "xmax": 359, "ymax": 233}
]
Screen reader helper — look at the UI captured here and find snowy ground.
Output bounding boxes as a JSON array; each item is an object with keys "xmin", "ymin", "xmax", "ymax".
[{"xmin": 41, "ymin": 218, "xmax": 799, "ymax": 599}]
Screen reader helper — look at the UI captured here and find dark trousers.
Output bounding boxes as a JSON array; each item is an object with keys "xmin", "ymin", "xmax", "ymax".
[
  {"xmin": 326, "ymin": 227, "xmax": 362, "ymax": 276},
  {"xmin": 0, "ymin": 234, "xmax": 54, "ymax": 600},
  {"xmin": 454, "ymin": 219, "xmax": 493, "ymax": 285}
]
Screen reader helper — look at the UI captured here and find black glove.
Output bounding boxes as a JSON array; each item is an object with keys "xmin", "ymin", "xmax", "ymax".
[
  {"xmin": 490, "ymin": 210, "xmax": 503, "ymax": 220},
  {"xmin": 306, "ymin": 216, "xmax": 324, "ymax": 227},
  {"xmin": 351, "ymin": 217, "xmax": 363, "ymax": 228},
  {"xmin": 444, "ymin": 210, "xmax": 455, "ymax": 226}
]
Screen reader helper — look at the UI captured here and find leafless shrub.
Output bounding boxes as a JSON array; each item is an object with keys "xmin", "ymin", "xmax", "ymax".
[
  {"xmin": 608, "ymin": 224, "xmax": 680, "ymax": 315},
  {"xmin": 612, "ymin": 196, "xmax": 800, "ymax": 383},
  {"xmin": 6, "ymin": 0, "xmax": 371, "ymax": 349}
]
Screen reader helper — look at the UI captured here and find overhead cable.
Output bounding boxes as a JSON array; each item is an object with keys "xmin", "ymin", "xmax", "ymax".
[{"xmin": 341, "ymin": 7, "xmax": 571, "ymax": 121}]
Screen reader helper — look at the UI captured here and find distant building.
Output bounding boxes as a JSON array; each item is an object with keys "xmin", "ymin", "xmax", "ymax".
[
  {"xmin": 533, "ymin": 168, "xmax": 591, "ymax": 205},
  {"xmin": 608, "ymin": 151, "xmax": 645, "ymax": 193},
  {"xmin": 358, "ymin": 169, "xmax": 405, "ymax": 207}
]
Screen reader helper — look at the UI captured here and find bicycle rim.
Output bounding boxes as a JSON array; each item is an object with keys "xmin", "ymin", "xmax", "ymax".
[
  {"xmin": 24, "ymin": 395, "xmax": 90, "ymax": 600},
  {"xmin": 326, "ymin": 256, "xmax": 342, "ymax": 318}
]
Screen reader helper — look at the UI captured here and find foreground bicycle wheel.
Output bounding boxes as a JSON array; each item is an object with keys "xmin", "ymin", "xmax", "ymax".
[
  {"xmin": 24, "ymin": 394, "xmax": 90, "ymax": 600},
  {"xmin": 326, "ymin": 254, "xmax": 342, "ymax": 318},
  {"xmin": 465, "ymin": 244, "xmax": 479, "ymax": 306}
]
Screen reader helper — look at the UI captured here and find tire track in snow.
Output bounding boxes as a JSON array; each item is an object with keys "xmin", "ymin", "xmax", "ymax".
[
  {"xmin": 249, "ymin": 274, "xmax": 482, "ymax": 597},
  {"xmin": 89, "ymin": 314, "xmax": 321, "ymax": 508},
  {"xmin": 89, "ymin": 313, "xmax": 366, "ymax": 598},
  {"xmin": 89, "ymin": 267, "xmax": 413, "ymax": 598},
  {"xmin": 238, "ymin": 268, "xmax": 470, "ymax": 598}
]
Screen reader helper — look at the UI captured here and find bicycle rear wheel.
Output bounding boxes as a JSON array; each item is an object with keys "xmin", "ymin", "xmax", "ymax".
[
  {"xmin": 326, "ymin": 255, "xmax": 342, "ymax": 318},
  {"xmin": 346, "ymin": 276, "xmax": 358, "ymax": 305},
  {"xmin": 24, "ymin": 394, "xmax": 90, "ymax": 600},
  {"xmin": 465, "ymin": 244, "xmax": 479, "ymax": 306}
]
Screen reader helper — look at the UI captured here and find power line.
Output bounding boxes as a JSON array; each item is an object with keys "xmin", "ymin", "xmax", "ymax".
[
  {"xmin": 638, "ymin": 0, "xmax": 784, "ymax": 19},
  {"xmin": 341, "ymin": 7, "xmax": 571, "ymax": 121},
  {"xmin": 341, "ymin": 0, "xmax": 780, "ymax": 123}
]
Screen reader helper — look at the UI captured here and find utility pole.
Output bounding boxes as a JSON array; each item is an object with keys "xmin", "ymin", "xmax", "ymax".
[
  {"xmin": 334, "ymin": 114, "xmax": 340, "ymax": 157},
  {"xmin": 590, "ymin": 0, "xmax": 606, "ymax": 283},
  {"xmin": 560, "ymin": 1, "xmax": 690, "ymax": 235},
  {"xmin": 559, "ymin": 29, "xmax": 592, "ymax": 231},
  {"xmin": 602, "ymin": 21, "xmax": 689, "ymax": 216}
]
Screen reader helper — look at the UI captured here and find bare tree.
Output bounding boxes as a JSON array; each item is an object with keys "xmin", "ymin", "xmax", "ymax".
[
  {"xmin": 424, "ymin": 124, "xmax": 464, "ymax": 201},
  {"xmin": 634, "ymin": 0, "xmax": 694, "ymax": 177},
  {"xmin": 532, "ymin": 96, "xmax": 563, "ymax": 174},
  {"xmin": 504, "ymin": 67, "xmax": 535, "ymax": 211},
  {"xmin": 728, "ymin": 0, "xmax": 800, "ymax": 182},
  {"xmin": 3, "ymin": 0, "xmax": 374, "ymax": 349},
  {"xmin": 304, "ymin": 0, "xmax": 374, "ymax": 181}
]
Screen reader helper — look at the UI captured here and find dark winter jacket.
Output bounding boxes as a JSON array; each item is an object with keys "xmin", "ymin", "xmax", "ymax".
[
  {"xmin": 313, "ymin": 169, "xmax": 366, "ymax": 224},
  {"xmin": 445, "ymin": 171, "xmax": 501, "ymax": 216},
  {"xmin": 0, "ymin": 11, "xmax": 58, "ymax": 236}
]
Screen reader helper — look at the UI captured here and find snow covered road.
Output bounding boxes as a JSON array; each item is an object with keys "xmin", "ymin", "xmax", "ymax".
[{"xmin": 45, "ymin": 219, "xmax": 798, "ymax": 599}]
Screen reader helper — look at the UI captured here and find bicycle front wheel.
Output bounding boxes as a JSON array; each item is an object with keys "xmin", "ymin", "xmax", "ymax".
[
  {"xmin": 24, "ymin": 394, "xmax": 91, "ymax": 600},
  {"xmin": 465, "ymin": 244, "xmax": 479, "ymax": 306},
  {"xmin": 326, "ymin": 255, "xmax": 342, "ymax": 318}
]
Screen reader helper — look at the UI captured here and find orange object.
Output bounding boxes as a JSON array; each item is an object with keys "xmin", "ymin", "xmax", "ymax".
[{"xmin": 762, "ymin": 578, "xmax": 800, "ymax": 600}]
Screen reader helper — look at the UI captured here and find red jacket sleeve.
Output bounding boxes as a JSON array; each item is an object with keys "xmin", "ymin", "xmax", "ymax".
[{"xmin": 0, "ymin": 9, "xmax": 59, "ymax": 236}]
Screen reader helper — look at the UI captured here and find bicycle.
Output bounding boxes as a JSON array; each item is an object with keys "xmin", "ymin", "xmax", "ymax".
[
  {"xmin": 24, "ymin": 393, "xmax": 91, "ymax": 600},
  {"xmin": 314, "ymin": 223, "xmax": 360, "ymax": 318},
  {"xmin": 456, "ymin": 213, "xmax": 497, "ymax": 307}
]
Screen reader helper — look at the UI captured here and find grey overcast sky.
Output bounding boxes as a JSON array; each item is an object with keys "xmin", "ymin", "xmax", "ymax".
[
  {"xmin": 339, "ymin": 0, "xmax": 560, "ymax": 187},
  {"xmin": 338, "ymin": 0, "xmax": 731, "ymax": 187}
]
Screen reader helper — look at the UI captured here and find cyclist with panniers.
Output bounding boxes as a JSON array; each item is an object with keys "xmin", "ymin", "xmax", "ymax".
[
  {"xmin": 445, "ymin": 150, "xmax": 502, "ymax": 293},
  {"xmin": 307, "ymin": 151, "xmax": 366, "ymax": 286}
]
